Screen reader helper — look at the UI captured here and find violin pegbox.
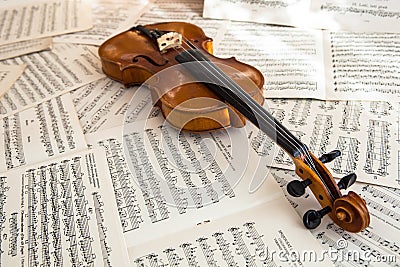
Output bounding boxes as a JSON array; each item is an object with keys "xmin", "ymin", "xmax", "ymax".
[{"xmin": 288, "ymin": 150, "xmax": 370, "ymax": 233}]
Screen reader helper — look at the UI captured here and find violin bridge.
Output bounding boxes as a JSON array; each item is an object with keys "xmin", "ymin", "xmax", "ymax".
[{"xmin": 157, "ymin": 32, "xmax": 182, "ymax": 53}]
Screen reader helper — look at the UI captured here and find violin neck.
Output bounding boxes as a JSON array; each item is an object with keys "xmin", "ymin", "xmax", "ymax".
[{"xmin": 175, "ymin": 48, "xmax": 308, "ymax": 159}]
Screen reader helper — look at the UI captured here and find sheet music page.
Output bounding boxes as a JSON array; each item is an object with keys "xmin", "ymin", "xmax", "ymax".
[
  {"xmin": 214, "ymin": 21, "xmax": 326, "ymax": 99},
  {"xmin": 0, "ymin": 149, "xmax": 131, "ymax": 266},
  {"xmin": 0, "ymin": 38, "xmax": 52, "ymax": 61},
  {"xmin": 135, "ymin": 0, "xmax": 229, "ymax": 42},
  {"xmin": 246, "ymin": 99, "xmax": 400, "ymax": 189},
  {"xmin": 0, "ymin": 64, "xmax": 25, "ymax": 99},
  {"xmin": 323, "ymin": 30, "xmax": 400, "ymax": 101},
  {"xmin": 310, "ymin": 0, "xmax": 400, "ymax": 32},
  {"xmin": 204, "ymin": 0, "xmax": 400, "ymax": 33},
  {"xmin": 71, "ymin": 78, "xmax": 158, "ymax": 134},
  {"xmin": 203, "ymin": 0, "xmax": 312, "ymax": 28},
  {"xmin": 0, "ymin": 0, "xmax": 92, "ymax": 46},
  {"xmin": 54, "ymin": 0, "xmax": 149, "ymax": 45},
  {"xmin": 72, "ymin": 77, "xmax": 162, "ymax": 134},
  {"xmin": 86, "ymin": 117, "xmax": 281, "ymax": 247},
  {"xmin": 272, "ymin": 168, "xmax": 400, "ymax": 266},
  {"xmin": 0, "ymin": 93, "xmax": 87, "ymax": 172},
  {"xmin": 0, "ymin": 43, "xmax": 104, "ymax": 117},
  {"xmin": 128, "ymin": 189, "xmax": 334, "ymax": 266}
]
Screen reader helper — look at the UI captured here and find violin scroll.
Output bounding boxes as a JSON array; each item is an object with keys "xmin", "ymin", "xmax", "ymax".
[{"xmin": 290, "ymin": 150, "xmax": 370, "ymax": 233}]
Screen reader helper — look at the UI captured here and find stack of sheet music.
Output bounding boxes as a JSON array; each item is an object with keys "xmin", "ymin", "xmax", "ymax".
[{"xmin": 0, "ymin": 0, "xmax": 399, "ymax": 266}]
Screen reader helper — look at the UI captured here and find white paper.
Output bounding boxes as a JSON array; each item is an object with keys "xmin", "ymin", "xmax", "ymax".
[
  {"xmin": 135, "ymin": 0, "xmax": 229, "ymax": 42},
  {"xmin": 129, "ymin": 190, "xmax": 334, "ymax": 266},
  {"xmin": 86, "ymin": 117, "xmax": 282, "ymax": 247},
  {"xmin": 0, "ymin": 43, "xmax": 104, "ymax": 117},
  {"xmin": 204, "ymin": 0, "xmax": 400, "ymax": 33},
  {"xmin": 71, "ymin": 78, "xmax": 158, "ymax": 134},
  {"xmin": 0, "ymin": 0, "xmax": 92, "ymax": 46},
  {"xmin": 214, "ymin": 21, "xmax": 326, "ymax": 100},
  {"xmin": 215, "ymin": 21, "xmax": 400, "ymax": 101},
  {"xmin": 0, "ymin": 64, "xmax": 25, "ymax": 98},
  {"xmin": 310, "ymin": 0, "xmax": 400, "ymax": 32},
  {"xmin": 0, "ymin": 38, "xmax": 52, "ymax": 61},
  {"xmin": 0, "ymin": 149, "xmax": 130, "ymax": 266},
  {"xmin": 0, "ymin": 93, "xmax": 87, "ymax": 172},
  {"xmin": 272, "ymin": 168, "xmax": 400, "ymax": 266},
  {"xmin": 323, "ymin": 31, "xmax": 400, "ymax": 101},
  {"xmin": 204, "ymin": 0, "xmax": 313, "ymax": 28},
  {"xmin": 54, "ymin": 0, "xmax": 148, "ymax": 45}
]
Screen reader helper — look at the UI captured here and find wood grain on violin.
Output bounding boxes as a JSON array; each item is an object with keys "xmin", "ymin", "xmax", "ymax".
[{"xmin": 99, "ymin": 22, "xmax": 370, "ymax": 232}]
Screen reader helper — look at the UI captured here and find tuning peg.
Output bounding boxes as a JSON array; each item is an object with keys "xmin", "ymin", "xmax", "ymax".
[
  {"xmin": 303, "ymin": 206, "xmax": 331, "ymax": 229},
  {"xmin": 337, "ymin": 173, "xmax": 357, "ymax": 190},
  {"xmin": 287, "ymin": 179, "xmax": 312, "ymax": 197},
  {"xmin": 319, "ymin": 150, "xmax": 341, "ymax": 163}
]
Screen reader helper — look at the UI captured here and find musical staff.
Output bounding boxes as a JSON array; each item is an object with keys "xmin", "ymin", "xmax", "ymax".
[
  {"xmin": 340, "ymin": 101, "xmax": 362, "ymax": 132},
  {"xmin": 98, "ymin": 138, "xmax": 143, "ymax": 232},
  {"xmin": 124, "ymin": 131, "xmax": 170, "ymax": 223},
  {"xmin": 288, "ymin": 99, "xmax": 312, "ymax": 126},
  {"xmin": 332, "ymin": 136, "xmax": 360, "ymax": 174},
  {"xmin": 129, "ymin": 194, "xmax": 332, "ymax": 266},
  {"xmin": 364, "ymin": 119, "xmax": 390, "ymax": 177},
  {"xmin": 0, "ymin": 43, "xmax": 103, "ymax": 117},
  {"xmin": 369, "ymin": 101, "xmax": 393, "ymax": 116},
  {"xmin": 0, "ymin": 94, "xmax": 87, "ymax": 172},
  {"xmin": 0, "ymin": 151, "xmax": 131, "ymax": 266},
  {"xmin": 0, "ymin": 177, "xmax": 8, "ymax": 262},
  {"xmin": 309, "ymin": 114, "xmax": 333, "ymax": 155}
]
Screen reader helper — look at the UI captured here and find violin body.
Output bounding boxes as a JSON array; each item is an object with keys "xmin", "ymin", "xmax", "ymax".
[
  {"xmin": 99, "ymin": 22, "xmax": 370, "ymax": 233},
  {"xmin": 99, "ymin": 22, "xmax": 264, "ymax": 131}
]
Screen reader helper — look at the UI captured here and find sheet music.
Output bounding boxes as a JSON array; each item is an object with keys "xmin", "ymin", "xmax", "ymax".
[
  {"xmin": 310, "ymin": 0, "xmax": 400, "ymax": 32},
  {"xmin": 86, "ymin": 117, "xmax": 281, "ymax": 247},
  {"xmin": 0, "ymin": 0, "xmax": 92, "ymax": 46},
  {"xmin": 213, "ymin": 21, "xmax": 326, "ymax": 99},
  {"xmin": 323, "ymin": 31, "xmax": 400, "ymax": 101},
  {"xmin": 0, "ymin": 149, "xmax": 130, "ymax": 266},
  {"xmin": 272, "ymin": 168, "xmax": 400, "ymax": 266},
  {"xmin": 72, "ymin": 78, "xmax": 136, "ymax": 134},
  {"xmin": 135, "ymin": 0, "xmax": 229, "ymax": 43},
  {"xmin": 203, "ymin": 0, "xmax": 400, "ymax": 33},
  {"xmin": 54, "ymin": 0, "xmax": 148, "ymax": 45},
  {"xmin": 0, "ymin": 93, "xmax": 87, "ymax": 172},
  {"xmin": 0, "ymin": 43, "xmax": 104, "ymax": 117},
  {"xmin": 0, "ymin": 38, "xmax": 52, "ymax": 60},
  {"xmin": 204, "ymin": 0, "xmax": 312, "ymax": 28},
  {"xmin": 246, "ymin": 99, "xmax": 400, "ymax": 189},
  {"xmin": 0, "ymin": 64, "xmax": 25, "ymax": 99},
  {"xmin": 128, "ymin": 188, "xmax": 333, "ymax": 266},
  {"xmin": 212, "ymin": 20, "xmax": 400, "ymax": 101}
]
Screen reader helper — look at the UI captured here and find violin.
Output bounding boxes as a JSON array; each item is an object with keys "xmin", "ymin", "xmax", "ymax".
[{"xmin": 99, "ymin": 22, "xmax": 370, "ymax": 232}]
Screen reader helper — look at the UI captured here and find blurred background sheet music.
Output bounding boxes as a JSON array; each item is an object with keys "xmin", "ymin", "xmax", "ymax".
[
  {"xmin": 311, "ymin": 0, "xmax": 400, "ymax": 32},
  {"xmin": 54, "ymin": 0, "xmax": 149, "ymax": 45},
  {"xmin": 0, "ymin": 0, "xmax": 93, "ymax": 46},
  {"xmin": 204, "ymin": 0, "xmax": 400, "ymax": 33},
  {"xmin": 0, "ymin": 38, "xmax": 52, "ymax": 61},
  {"xmin": 0, "ymin": 64, "xmax": 25, "ymax": 99}
]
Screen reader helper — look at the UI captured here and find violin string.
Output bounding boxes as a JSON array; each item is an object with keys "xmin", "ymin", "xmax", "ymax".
[
  {"xmin": 169, "ymin": 36, "xmax": 329, "ymax": 193},
  {"xmin": 174, "ymin": 37, "xmax": 321, "ymax": 177},
  {"xmin": 179, "ymin": 39, "xmax": 316, "ymax": 164}
]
